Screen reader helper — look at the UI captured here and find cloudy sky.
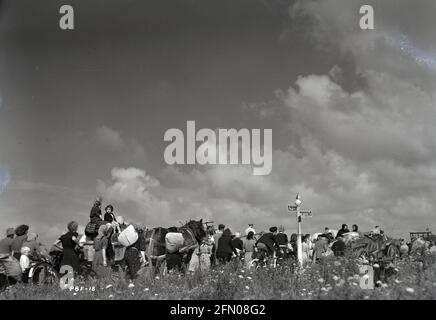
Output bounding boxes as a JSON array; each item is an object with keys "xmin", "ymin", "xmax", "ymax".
[{"xmin": 1, "ymin": 0, "xmax": 436, "ymax": 244}]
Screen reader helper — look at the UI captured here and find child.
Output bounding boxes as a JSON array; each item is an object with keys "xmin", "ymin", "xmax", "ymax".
[{"xmin": 19, "ymin": 246, "xmax": 31, "ymax": 273}]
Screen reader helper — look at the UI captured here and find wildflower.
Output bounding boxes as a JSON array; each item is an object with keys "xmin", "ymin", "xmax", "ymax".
[
  {"xmin": 238, "ymin": 275, "xmax": 244, "ymax": 279},
  {"xmin": 318, "ymin": 278, "xmax": 325, "ymax": 284},
  {"xmin": 245, "ymin": 286, "xmax": 250, "ymax": 290},
  {"xmin": 405, "ymin": 287, "xmax": 414, "ymax": 293},
  {"xmin": 73, "ymin": 293, "xmax": 77, "ymax": 296},
  {"xmin": 382, "ymin": 283, "xmax": 388, "ymax": 288},
  {"xmin": 128, "ymin": 283, "xmax": 135, "ymax": 289},
  {"xmin": 334, "ymin": 261, "xmax": 341, "ymax": 267},
  {"xmin": 155, "ymin": 276, "xmax": 160, "ymax": 280},
  {"xmin": 394, "ymin": 279, "xmax": 401, "ymax": 284},
  {"xmin": 363, "ymin": 296, "xmax": 369, "ymax": 299},
  {"xmin": 155, "ymin": 293, "xmax": 158, "ymax": 296},
  {"xmin": 321, "ymin": 287, "xmax": 327, "ymax": 291},
  {"xmin": 332, "ymin": 275, "xmax": 339, "ymax": 281},
  {"xmin": 246, "ymin": 276, "xmax": 252, "ymax": 280},
  {"xmin": 105, "ymin": 284, "xmax": 113, "ymax": 289},
  {"xmin": 109, "ymin": 294, "xmax": 114, "ymax": 298}
]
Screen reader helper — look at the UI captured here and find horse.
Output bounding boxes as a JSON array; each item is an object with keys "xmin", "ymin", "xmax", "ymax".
[{"xmin": 143, "ymin": 219, "xmax": 206, "ymax": 274}]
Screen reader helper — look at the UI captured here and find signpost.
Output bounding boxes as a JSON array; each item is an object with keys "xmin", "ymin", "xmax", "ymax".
[{"xmin": 288, "ymin": 193, "xmax": 312, "ymax": 266}]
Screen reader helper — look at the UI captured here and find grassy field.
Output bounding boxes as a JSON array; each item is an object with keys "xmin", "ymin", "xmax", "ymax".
[{"xmin": 1, "ymin": 255, "xmax": 435, "ymax": 300}]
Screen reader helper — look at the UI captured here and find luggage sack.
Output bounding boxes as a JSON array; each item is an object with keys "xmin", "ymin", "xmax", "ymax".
[
  {"xmin": 118, "ymin": 225, "xmax": 138, "ymax": 247},
  {"xmin": 165, "ymin": 232, "xmax": 184, "ymax": 253}
]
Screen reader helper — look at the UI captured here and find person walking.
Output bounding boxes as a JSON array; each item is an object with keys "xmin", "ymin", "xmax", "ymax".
[
  {"xmin": 232, "ymin": 232, "xmax": 243, "ymax": 258},
  {"xmin": 301, "ymin": 234, "xmax": 311, "ymax": 264},
  {"xmin": 93, "ymin": 224, "xmax": 112, "ymax": 278},
  {"xmin": 59, "ymin": 221, "xmax": 81, "ymax": 274},
  {"xmin": 243, "ymin": 231, "xmax": 256, "ymax": 268},
  {"xmin": 312, "ymin": 235, "xmax": 329, "ymax": 263},
  {"xmin": 216, "ymin": 228, "xmax": 237, "ymax": 264},
  {"xmin": 212, "ymin": 224, "xmax": 225, "ymax": 266},
  {"xmin": 124, "ymin": 225, "xmax": 147, "ymax": 287},
  {"xmin": 199, "ymin": 237, "xmax": 213, "ymax": 272}
]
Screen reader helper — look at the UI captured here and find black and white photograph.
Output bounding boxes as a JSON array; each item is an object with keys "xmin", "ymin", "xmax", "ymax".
[{"xmin": 0, "ymin": 0, "xmax": 436, "ymax": 304}]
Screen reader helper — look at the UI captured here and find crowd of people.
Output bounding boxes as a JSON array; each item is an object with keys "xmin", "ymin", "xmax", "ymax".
[
  {"xmin": 0, "ymin": 198, "xmax": 149, "ymax": 288},
  {"xmin": 1, "ymin": 198, "xmax": 436, "ymax": 288}
]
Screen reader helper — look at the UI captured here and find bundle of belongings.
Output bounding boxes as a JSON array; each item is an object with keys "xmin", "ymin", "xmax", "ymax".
[{"xmin": 165, "ymin": 231, "xmax": 184, "ymax": 253}]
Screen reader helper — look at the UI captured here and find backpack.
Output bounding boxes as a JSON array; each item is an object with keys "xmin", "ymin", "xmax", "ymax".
[{"xmin": 85, "ymin": 222, "xmax": 98, "ymax": 237}]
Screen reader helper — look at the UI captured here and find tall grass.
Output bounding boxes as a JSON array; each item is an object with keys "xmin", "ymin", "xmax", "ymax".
[{"xmin": 1, "ymin": 255, "xmax": 435, "ymax": 300}]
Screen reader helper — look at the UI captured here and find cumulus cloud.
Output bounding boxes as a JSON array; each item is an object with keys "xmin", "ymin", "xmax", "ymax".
[
  {"xmin": 94, "ymin": 126, "xmax": 146, "ymax": 159},
  {"xmin": 95, "ymin": 126, "xmax": 125, "ymax": 149},
  {"xmin": 236, "ymin": 0, "xmax": 436, "ymax": 235},
  {"xmin": 291, "ymin": 0, "xmax": 436, "ymax": 84}
]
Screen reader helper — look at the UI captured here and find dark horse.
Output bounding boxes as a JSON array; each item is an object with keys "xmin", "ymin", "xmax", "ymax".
[{"xmin": 142, "ymin": 219, "xmax": 206, "ymax": 273}]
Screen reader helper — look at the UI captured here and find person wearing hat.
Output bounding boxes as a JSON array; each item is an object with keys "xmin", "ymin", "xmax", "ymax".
[
  {"xmin": 0, "ymin": 228, "xmax": 15, "ymax": 256},
  {"xmin": 11, "ymin": 225, "xmax": 29, "ymax": 260},
  {"xmin": 245, "ymin": 224, "xmax": 256, "ymax": 237}
]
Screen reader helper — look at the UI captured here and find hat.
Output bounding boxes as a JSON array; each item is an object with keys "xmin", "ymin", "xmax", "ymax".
[
  {"xmin": 248, "ymin": 223, "xmax": 254, "ymax": 227},
  {"xmin": 26, "ymin": 233, "xmax": 38, "ymax": 242},
  {"xmin": 269, "ymin": 226, "xmax": 278, "ymax": 233},
  {"xmin": 6, "ymin": 228, "xmax": 14, "ymax": 237},
  {"xmin": 21, "ymin": 246, "xmax": 31, "ymax": 255}
]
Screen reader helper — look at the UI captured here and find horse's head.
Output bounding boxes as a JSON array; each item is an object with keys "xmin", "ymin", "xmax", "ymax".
[{"xmin": 184, "ymin": 219, "xmax": 206, "ymax": 243}]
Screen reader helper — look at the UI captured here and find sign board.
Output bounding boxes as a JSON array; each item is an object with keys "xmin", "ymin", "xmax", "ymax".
[
  {"xmin": 287, "ymin": 204, "xmax": 313, "ymax": 217},
  {"xmin": 288, "ymin": 205, "xmax": 297, "ymax": 211},
  {"xmin": 300, "ymin": 210, "xmax": 313, "ymax": 218}
]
